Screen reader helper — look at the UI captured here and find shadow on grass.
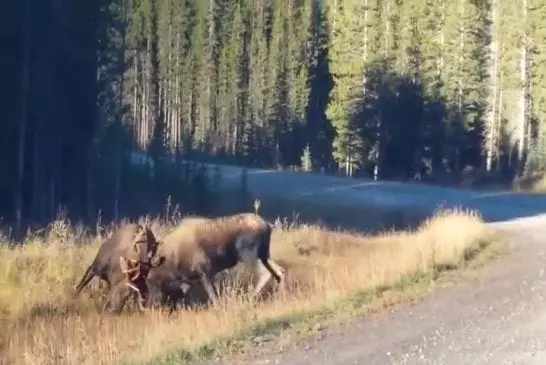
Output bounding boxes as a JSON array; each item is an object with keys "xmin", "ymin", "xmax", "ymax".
[{"xmin": 19, "ymin": 293, "xmax": 107, "ymax": 321}]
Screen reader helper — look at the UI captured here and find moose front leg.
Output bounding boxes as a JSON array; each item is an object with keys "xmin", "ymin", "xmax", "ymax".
[
  {"xmin": 103, "ymin": 282, "xmax": 132, "ymax": 314},
  {"xmin": 200, "ymin": 272, "xmax": 219, "ymax": 304},
  {"xmin": 128, "ymin": 281, "xmax": 149, "ymax": 312}
]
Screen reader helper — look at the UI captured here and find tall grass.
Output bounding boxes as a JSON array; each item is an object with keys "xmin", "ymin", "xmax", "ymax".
[{"xmin": 0, "ymin": 208, "xmax": 491, "ymax": 365}]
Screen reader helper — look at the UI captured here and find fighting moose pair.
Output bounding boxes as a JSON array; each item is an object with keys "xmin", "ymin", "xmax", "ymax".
[{"xmin": 72, "ymin": 212, "xmax": 285, "ymax": 314}]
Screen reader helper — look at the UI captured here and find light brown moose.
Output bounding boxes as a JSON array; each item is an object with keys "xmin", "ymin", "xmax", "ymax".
[{"xmin": 146, "ymin": 212, "xmax": 285, "ymax": 309}]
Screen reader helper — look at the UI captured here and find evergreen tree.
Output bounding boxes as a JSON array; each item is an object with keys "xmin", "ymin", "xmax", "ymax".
[
  {"xmin": 526, "ymin": 0, "xmax": 546, "ymax": 172},
  {"xmin": 4, "ymin": 0, "xmax": 546, "ymax": 230}
]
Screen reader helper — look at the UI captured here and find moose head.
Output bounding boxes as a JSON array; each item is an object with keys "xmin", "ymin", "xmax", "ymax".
[{"xmin": 118, "ymin": 224, "xmax": 166, "ymax": 311}]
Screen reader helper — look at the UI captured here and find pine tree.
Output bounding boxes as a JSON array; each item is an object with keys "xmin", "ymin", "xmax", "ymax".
[
  {"xmin": 305, "ymin": 0, "xmax": 335, "ymax": 172},
  {"xmin": 525, "ymin": 0, "xmax": 546, "ymax": 172},
  {"xmin": 325, "ymin": 0, "xmax": 369, "ymax": 176}
]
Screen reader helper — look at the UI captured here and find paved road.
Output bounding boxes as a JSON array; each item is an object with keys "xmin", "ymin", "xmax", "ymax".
[
  {"xmin": 131, "ymin": 154, "xmax": 546, "ymax": 224},
  {"xmin": 214, "ymin": 215, "xmax": 546, "ymax": 365},
  {"xmin": 213, "ymin": 165, "xmax": 546, "ymax": 223}
]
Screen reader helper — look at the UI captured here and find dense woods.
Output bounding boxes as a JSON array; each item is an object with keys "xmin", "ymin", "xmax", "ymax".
[{"xmin": 1, "ymin": 0, "xmax": 546, "ymax": 231}]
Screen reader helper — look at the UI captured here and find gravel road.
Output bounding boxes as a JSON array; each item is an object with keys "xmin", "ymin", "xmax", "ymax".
[
  {"xmin": 130, "ymin": 154, "xmax": 546, "ymax": 230},
  {"xmin": 215, "ymin": 215, "xmax": 546, "ymax": 365},
  {"xmin": 130, "ymin": 154, "xmax": 546, "ymax": 223}
]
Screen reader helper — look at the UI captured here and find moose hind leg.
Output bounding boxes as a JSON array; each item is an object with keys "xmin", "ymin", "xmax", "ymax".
[
  {"xmin": 256, "ymin": 229, "xmax": 284, "ymax": 284},
  {"xmin": 268, "ymin": 259, "xmax": 285, "ymax": 283},
  {"xmin": 253, "ymin": 260, "xmax": 273, "ymax": 297},
  {"xmin": 73, "ymin": 265, "xmax": 96, "ymax": 297},
  {"xmin": 255, "ymin": 258, "xmax": 286, "ymax": 297},
  {"xmin": 261, "ymin": 257, "xmax": 284, "ymax": 283}
]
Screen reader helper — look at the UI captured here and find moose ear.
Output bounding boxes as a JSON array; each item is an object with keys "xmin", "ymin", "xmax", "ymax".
[{"xmin": 150, "ymin": 255, "xmax": 166, "ymax": 268}]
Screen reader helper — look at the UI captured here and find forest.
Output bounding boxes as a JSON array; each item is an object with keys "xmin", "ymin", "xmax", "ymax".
[{"xmin": 1, "ymin": 0, "xmax": 545, "ymax": 233}]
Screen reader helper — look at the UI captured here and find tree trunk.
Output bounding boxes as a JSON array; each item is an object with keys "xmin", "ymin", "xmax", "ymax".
[
  {"xmin": 517, "ymin": 0, "xmax": 528, "ymax": 173},
  {"xmin": 485, "ymin": 0, "xmax": 499, "ymax": 171},
  {"xmin": 175, "ymin": 27, "xmax": 180, "ymax": 150},
  {"xmin": 457, "ymin": 0, "xmax": 465, "ymax": 116},
  {"xmin": 374, "ymin": 0, "xmax": 392, "ymax": 181},
  {"xmin": 114, "ymin": 0, "xmax": 128, "ymax": 221},
  {"xmin": 438, "ymin": 0, "xmax": 445, "ymax": 76},
  {"xmin": 362, "ymin": 0, "xmax": 368, "ymax": 94},
  {"xmin": 496, "ymin": 87, "xmax": 503, "ymax": 172}
]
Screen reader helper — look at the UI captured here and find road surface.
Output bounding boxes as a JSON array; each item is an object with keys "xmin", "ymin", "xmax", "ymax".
[
  {"xmin": 213, "ymin": 165, "xmax": 546, "ymax": 223},
  {"xmin": 206, "ymin": 215, "xmax": 546, "ymax": 365},
  {"xmin": 131, "ymin": 153, "xmax": 546, "ymax": 224}
]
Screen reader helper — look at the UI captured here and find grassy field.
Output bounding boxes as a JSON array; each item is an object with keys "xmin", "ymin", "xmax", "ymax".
[{"xmin": 0, "ymin": 205, "xmax": 499, "ymax": 365}]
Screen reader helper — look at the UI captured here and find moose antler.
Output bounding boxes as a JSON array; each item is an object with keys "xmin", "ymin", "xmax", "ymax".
[
  {"xmin": 136, "ymin": 223, "xmax": 162, "ymax": 260},
  {"xmin": 119, "ymin": 256, "xmax": 140, "ymax": 281},
  {"xmin": 132, "ymin": 224, "xmax": 146, "ymax": 255},
  {"xmin": 119, "ymin": 255, "xmax": 149, "ymax": 312},
  {"xmin": 132, "ymin": 224, "xmax": 152, "ymax": 273},
  {"xmin": 125, "ymin": 282, "xmax": 148, "ymax": 312}
]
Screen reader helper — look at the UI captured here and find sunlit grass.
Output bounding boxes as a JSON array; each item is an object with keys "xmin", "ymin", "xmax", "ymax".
[{"xmin": 0, "ymin": 208, "xmax": 493, "ymax": 365}]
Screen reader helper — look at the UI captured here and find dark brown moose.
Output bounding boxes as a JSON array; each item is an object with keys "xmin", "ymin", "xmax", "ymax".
[
  {"xmin": 73, "ymin": 223, "xmax": 165, "ymax": 313},
  {"xmin": 145, "ymin": 265, "xmax": 193, "ymax": 314}
]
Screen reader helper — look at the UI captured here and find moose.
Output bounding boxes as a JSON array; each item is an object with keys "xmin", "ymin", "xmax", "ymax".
[
  {"xmin": 144, "ymin": 213, "xmax": 286, "ymax": 311},
  {"xmin": 72, "ymin": 223, "xmax": 165, "ymax": 313},
  {"xmin": 145, "ymin": 258, "xmax": 193, "ymax": 314}
]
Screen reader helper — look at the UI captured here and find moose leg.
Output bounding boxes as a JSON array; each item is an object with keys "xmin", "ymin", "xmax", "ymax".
[
  {"xmin": 167, "ymin": 296, "xmax": 178, "ymax": 315},
  {"xmin": 166, "ymin": 280, "xmax": 191, "ymax": 314},
  {"xmin": 261, "ymin": 258, "xmax": 285, "ymax": 283},
  {"xmin": 200, "ymin": 272, "xmax": 218, "ymax": 304},
  {"xmin": 103, "ymin": 282, "xmax": 132, "ymax": 314},
  {"xmin": 97, "ymin": 279, "xmax": 111, "ymax": 301},
  {"xmin": 129, "ymin": 282, "xmax": 149, "ymax": 312},
  {"xmin": 268, "ymin": 259, "xmax": 285, "ymax": 281},
  {"xmin": 253, "ymin": 260, "xmax": 272, "ymax": 297},
  {"xmin": 254, "ymin": 259, "xmax": 285, "ymax": 297},
  {"xmin": 72, "ymin": 265, "xmax": 96, "ymax": 297},
  {"xmin": 270, "ymin": 259, "xmax": 286, "ymax": 293}
]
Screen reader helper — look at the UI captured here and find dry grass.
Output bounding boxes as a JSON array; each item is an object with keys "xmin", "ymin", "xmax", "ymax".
[{"xmin": 0, "ymin": 208, "xmax": 493, "ymax": 365}]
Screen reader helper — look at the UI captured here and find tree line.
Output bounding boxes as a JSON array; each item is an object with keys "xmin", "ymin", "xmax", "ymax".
[{"xmin": 1, "ymin": 0, "xmax": 545, "ymax": 232}]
